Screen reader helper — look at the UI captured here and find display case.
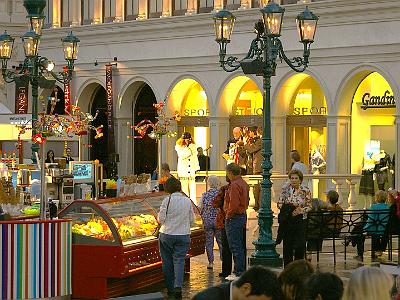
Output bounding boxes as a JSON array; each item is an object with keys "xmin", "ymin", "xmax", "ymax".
[{"xmin": 58, "ymin": 192, "xmax": 205, "ymax": 299}]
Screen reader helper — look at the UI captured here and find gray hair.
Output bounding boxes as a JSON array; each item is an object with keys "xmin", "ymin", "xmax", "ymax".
[
  {"xmin": 226, "ymin": 163, "xmax": 241, "ymax": 176},
  {"xmin": 207, "ymin": 175, "xmax": 220, "ymax": 189}
]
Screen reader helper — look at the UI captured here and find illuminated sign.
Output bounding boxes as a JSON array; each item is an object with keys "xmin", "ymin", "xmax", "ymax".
[
  {"xmin": 106, "ymin": 64, "xmax": 115, "ymax": 152},
  {"xmin": 235, "ymin": 108, "xmax": 263, "ymax": 116},
  {"xmin": 63, "ymin": 66, "xmax": 71, "ymax": 113},
  {"xmin": 293, "ymin": 106, "xmax": 327, "ymax": 115},
  {"xmin": 361, "ymin": 90, "xmax": 396, "ymax": 110},
  {"xmin": 183, "ymin": 109, "xmax": 210, "ymax": 116},
  {"xmin": 15, "ymin": 75, "xmax": 29, "ymax": 114}
]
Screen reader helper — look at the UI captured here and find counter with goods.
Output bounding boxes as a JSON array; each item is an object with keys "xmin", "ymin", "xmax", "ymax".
[{"xmin": 58, "ymin": 192, "xmax": 205, "ymax": 299}]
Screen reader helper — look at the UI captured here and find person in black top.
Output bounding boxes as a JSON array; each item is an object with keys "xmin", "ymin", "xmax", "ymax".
[
  {"xmin": 197, "ymin": 147, "xmax": 210, "ymax": 171},
  {"xmin": 196, "ymin": 147, "xmax": 210, "ymax": 182},
  {"xmin": 64, "ymin": 147, "xmax": 74, "ymax": 164},
  {"xmin": 192, "ymin": 266, "xmax": 283, "ymax": 300}
]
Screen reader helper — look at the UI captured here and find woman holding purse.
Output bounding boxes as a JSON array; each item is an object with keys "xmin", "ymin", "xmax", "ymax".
[
  {"xmin": 278, "ymin": 169, "xmax": 312, "ymax": 267},
  {"xmin": 158, "ymin": 176, "xmax": 195, "ymax": 299}
]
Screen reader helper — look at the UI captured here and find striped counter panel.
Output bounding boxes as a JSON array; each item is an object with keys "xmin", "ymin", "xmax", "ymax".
[{"xmin": 0, "ymin": 220, "xmax": 72, "ymax": 299}]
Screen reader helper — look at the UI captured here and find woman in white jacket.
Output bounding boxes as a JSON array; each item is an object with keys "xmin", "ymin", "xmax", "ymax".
[{"xmin": 175, "ymin": 132, "xmax": 200, "ymax": 202}]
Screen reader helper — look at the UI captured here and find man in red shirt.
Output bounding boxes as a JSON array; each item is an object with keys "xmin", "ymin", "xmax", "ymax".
[{"xmin": 224, "ymin": 163, "xmax": 250, "ymax": 280}]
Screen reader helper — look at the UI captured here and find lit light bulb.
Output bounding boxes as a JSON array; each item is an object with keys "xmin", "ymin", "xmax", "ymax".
[{"xmin": 46, "ymin": 61, "xmax": 55, "ymax": 72}]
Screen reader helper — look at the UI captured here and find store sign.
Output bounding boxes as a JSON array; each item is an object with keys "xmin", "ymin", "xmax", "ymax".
[
  {"xmin": 63, "ymin": 66, "xmax": 71, "ymax": 113},
  {"xmin": 235, "ymin": 108, "xmax": 263, "ymax": 116},
  {"xmin": 183, "ymin": 109, "xmax": 209, "ymax": 116},
  {"xmin": 15, "ymin": 76, "xmax": 29, "ymax": 114},
  {"xmin": 1, "ymin": 114, "xmax": 32, "ymax": 125},
  {"xmin": 106, "ymin": 64, "xmax": 115, "ymax": 151},
  {"xmin": 361, "ymin": 90, "xmax": 396, "ymax": 110},
  {"xmin": 293, "ymin": 106, "xmax": 327, "ymax": 115}
]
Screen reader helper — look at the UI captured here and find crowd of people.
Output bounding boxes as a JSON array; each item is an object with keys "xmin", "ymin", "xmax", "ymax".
[
  {"xmin": 155, "ymin": 129, "xmax": 400, "ymax": 299},
  {"xmin": 193, "ymin": 260, "xmax": 395, "ymax": 300}
]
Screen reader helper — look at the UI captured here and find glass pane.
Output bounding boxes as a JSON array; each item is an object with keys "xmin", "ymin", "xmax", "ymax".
[
  {"xmin": 66, "ymin": 205, "xmax": 115, "ymax": 242},
  {"xmin": 99, "ymin": 199, "xmax": 159, "ymax": 243}
]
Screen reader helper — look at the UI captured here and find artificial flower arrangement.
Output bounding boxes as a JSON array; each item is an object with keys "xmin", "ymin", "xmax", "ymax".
[
  {"xmin": 28, "ymin": 96, "xmax": 103, "ymax": 145},
  {"xmin": 128, "ymin": 101, "xmax": 181, "ymax": 140}
]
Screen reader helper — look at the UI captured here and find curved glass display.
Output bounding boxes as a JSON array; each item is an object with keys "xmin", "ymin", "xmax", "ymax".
[{"xmin": 58, "ymin": 193, "xmax": 203, "ymax": 246}]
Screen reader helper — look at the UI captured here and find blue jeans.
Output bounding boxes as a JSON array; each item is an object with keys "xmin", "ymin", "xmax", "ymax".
[
  {"xmin": 159, "ymin": 233, "xmax": 190, "ymax": 292},
  {"xmin": 225, "ymin": 214, "xmax": 246, "ymax": 276}
]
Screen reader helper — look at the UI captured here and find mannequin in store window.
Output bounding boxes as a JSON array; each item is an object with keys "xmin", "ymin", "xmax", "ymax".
[
  {"xmin": 374, "ymin": 150, "xmax": 391, "ymax": 191},
  {"xmin": 310, "ymin": 145, "xmax": 326, "ymax": 175},
  {"xmin": 359, "ymin": 157, "xmax": 375, "ymax": 198}
]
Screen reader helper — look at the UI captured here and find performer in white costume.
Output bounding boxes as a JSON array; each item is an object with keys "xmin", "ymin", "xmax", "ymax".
[{"xmin": 175, "ymin": 132, "xmax": 200, "ymax": 202}]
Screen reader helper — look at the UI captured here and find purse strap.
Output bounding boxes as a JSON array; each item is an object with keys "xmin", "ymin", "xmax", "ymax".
[{"xmin": 165, "ymin": 195, "xmax": 172, "ymax": 220}]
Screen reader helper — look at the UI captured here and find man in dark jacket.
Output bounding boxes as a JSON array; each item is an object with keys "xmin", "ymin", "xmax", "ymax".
[{"xmin": 192, "ymin": 266, "xmax": 282, "ymax": 300}]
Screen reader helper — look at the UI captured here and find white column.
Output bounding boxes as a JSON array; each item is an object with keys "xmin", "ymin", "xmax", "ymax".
[
  {"xmin": 71, "ymin": 0, "xmax": 81, "ymax": 27},
  {"xmin": 116, "ymin": 118, "xmax": 131, "ymax": 176},
  {"xmin": 332, "ymin": 178, "xmax": 347, "ymax": 209},
  {"xmin": 347, "ymin": 177, "xmax": 360, "ymax": 210},
  {"xmin": 271, "ymin": 116, "xmax": 285, "ymax": 174},
  {"xmin": 162, "ymin": 120, "xmax": 178, "ymax": 170},
  {"xmin": 326, "ymin": 115, "xmax": 351, "ymax": 174},
  {"xmin": 209, "ymin": 116, "xmax": 230, "ymax": 171},
  {"xmin": 161, "ymin": 0, "xmax": 172, "ymax": 17},
  {"xmin": 115, "ymin": 0, "xmax": 124, "ymax": 21}
]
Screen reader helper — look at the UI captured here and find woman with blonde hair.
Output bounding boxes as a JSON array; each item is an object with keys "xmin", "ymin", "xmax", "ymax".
[{"xmin": 343, "ymin": 266, "xmax": 393, "ymax": 300}]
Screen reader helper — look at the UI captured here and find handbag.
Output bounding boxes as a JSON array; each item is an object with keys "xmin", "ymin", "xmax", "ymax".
[{"xmin": 155, "ymin": 195, "xmax": 172, "ymax": 237}]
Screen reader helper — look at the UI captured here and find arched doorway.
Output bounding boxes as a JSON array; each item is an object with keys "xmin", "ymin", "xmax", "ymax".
[
  {"xmin": 285, "ymin": 76, "xmax": 328, "ymax": 172},
  {"xmin": 226, "ymin": 76, "xmax": 263, "ymax": 132},
  {"xmin": 133, "ymin": 84, "xmax": 157, "ymax": 175},
  {"xmin": 351, "ymin": 72, "xmax": 396, "ymax": 194},
  {"xmin": 168, "ymin": 79, "xmax": 210, "ymax": 151},
  {"xmin": 46, "ymin": 86, "xmax": 65, "ymax": 115},
  {"xmin": 90, "ymin": 86, "xmax": 109, "ymax": 175}
]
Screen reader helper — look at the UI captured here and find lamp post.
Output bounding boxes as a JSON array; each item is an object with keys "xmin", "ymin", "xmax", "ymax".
[
  {"xmin": 213, "ymin": 0, "xmax": 318, "ymax": 267},
  {"xmin": 0, "ymin": 0, "xmax": 80, "ymax": 164}
]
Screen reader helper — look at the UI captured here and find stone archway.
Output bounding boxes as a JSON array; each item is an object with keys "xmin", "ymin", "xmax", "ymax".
[
  {"xmin": 272, "ymin": 73, "xmax": 329, "ymax": 175},
  {"xmin": 76, "ymin": 82, "xmax": 105, "ymax": 161},
  {"xmin": 133, "ymin": 84, "xmax": 157, "ymax": 175}
]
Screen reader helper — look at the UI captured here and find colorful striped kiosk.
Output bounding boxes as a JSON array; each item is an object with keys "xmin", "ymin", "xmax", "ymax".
[{"xmin": 0, "ymin": 219, "xmax": 72, "ymax": 300}]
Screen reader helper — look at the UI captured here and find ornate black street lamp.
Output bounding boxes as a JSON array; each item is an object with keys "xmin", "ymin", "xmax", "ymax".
[
  {"xmin": 213, "ymin": 0, "xmax": 318, "ymax": 267},
  {"xmin": 0, "ymin": 0, "xmax": 80, "ymax": 163}
]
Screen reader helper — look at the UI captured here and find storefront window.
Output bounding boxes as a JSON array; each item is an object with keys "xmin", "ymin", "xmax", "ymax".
[
  {"xmin": 286, "ymin": 77, "xmax": 327, "ymax": 169},
  {"xmin": 178, "ymin": 81, "xmax": 210, "ymax": 151},
  {"xmin": 351, "ymin": 72, "xmax": 396, "ymax": 182},
  {"xmin": 232, "ymin": 80, "xmax": 263, "ymax": 116},
  {"xmin": 181, "ymin": 83, "xmax": 209, "ymax": 117}
]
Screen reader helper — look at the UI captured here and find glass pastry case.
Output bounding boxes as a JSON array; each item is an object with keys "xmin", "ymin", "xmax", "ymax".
[{"xmin": 58, "ymin": 192, "xmax": 205, "ymax": 300}]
